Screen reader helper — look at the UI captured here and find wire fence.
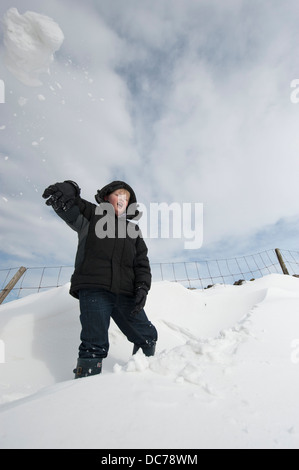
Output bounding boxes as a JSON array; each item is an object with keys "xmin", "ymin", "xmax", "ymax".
[{"xmin": 0, "ymin": 248, "xmax": 299, "ymax": 304}]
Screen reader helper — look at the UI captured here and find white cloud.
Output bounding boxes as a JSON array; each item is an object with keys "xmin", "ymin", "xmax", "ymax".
[
  {"xmin": 119, "ymin": 0, "xmax": 299, "ymax": 250},
  {"xmin": 0, "ymin": 0, "xmax": 299, "ymax": 267}
]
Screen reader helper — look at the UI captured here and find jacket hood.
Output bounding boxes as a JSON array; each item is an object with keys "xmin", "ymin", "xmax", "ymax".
[{"xmin": 95, "ymin": 181, "xmax": 140, "ymax": 220}]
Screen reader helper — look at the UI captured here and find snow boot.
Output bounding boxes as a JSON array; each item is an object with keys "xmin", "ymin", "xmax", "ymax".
[
  {"xmin": 132, "ymin": 341, "xmax": 156, "ymax": 357},
  {"xmin": 73, "ymin": 358, "xmax": 102, "ymax": 379}
]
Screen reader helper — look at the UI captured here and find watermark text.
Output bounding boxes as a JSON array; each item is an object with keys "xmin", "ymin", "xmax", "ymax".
[
  {"xmin": 95, "ymin": 201, "xmax": 203, "ymax": 250},
  {"xmin": 290, "ymin": 79, "xmax": 299, "ymax": 103},
  {"xmin": 290, "ymin": 339, "xmax": 299, "ymax": 364}
]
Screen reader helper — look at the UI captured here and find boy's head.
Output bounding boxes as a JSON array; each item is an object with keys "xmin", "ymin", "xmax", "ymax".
[
  {"xmin": 105, "ymin": 188, "xmax": 130, "ymax": 216},
  {"xmin": 95, "ymin": 181, "xmax": 137, "ymax": 217}
]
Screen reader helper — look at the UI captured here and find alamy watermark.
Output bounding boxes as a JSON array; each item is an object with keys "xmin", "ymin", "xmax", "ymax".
[
  {"xmin": 290, "ymin": 79, "xmax": 299, "ymax": 103},
  {"xmin": 0, "ymin": 340, "xmax": 5, "ymax": 364},
  {"xmin": 290, "ymin": 339, "xmax": 299, "ymax": 364},
  {"xmin": 0, "ymin": 79, "xmax": 5, "ymax": 104},
  {"xmin": 95, "ymin": 202, "xmax": 203, "ymax": 250}
]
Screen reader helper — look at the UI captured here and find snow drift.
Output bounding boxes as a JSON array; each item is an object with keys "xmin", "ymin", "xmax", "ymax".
[
  {"xmin": 0, "ymin": 274, "xmax": 299, "ymax": 449},
  {"xmin": 3, "ymin": 8, "xmax": 64, "ymax": 86}
]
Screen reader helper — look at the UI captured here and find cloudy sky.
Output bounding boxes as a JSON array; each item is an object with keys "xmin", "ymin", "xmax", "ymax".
[{"xmin": 0, "ymin": 0, "xmax": 299, "ymax": 271}]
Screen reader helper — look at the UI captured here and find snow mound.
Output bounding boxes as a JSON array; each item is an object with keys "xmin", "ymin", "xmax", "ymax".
[
  {"xmin": 1, "ymin": 274, "xmax": 299, "ymax": 449},
  {"xmin": 3, "ymin": 8, "xmax": 64, "ymax": 86}
]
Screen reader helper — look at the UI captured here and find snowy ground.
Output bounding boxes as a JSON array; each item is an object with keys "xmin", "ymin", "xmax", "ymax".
[{"xmin": 0, "ymin": 274, "xmax": 299, "ymax": 449}]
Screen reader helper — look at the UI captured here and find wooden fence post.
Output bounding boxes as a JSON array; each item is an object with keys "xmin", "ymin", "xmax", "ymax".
[
  {"xmin": 0, "ymin": 267, "xmax": 27, "ymax": 305},
  {"xmin": 275, "ymin": 249, "xmax": 289, "ymax": 275}
]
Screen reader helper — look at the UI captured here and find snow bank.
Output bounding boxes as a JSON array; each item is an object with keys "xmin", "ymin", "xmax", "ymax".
[
  {"xmin": 0, "ymin": 275, "xmax": 299, "ymax": 449},
  {"xmin": 3, "ymin": 8, "xmax": 64, "ymax": 86}
]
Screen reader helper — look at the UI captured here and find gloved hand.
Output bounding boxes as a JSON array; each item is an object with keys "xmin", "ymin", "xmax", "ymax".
[
  {"xmin": 42, "ymin": 180, "xmax": 80, "ymax": 211},
  {"xmin": 131, "ymin": 286, "xmax": 148, "ymax": 316}
]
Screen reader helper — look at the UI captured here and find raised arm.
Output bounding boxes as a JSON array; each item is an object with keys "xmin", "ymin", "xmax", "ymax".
[{"xmin": 42, "ymin": 180, "xmax": 94, "ymax": 231}]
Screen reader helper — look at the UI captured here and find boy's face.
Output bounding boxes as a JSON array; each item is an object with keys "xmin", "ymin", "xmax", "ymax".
[{"xmin": 107, "ymin": 189, "xmax": 130, "ymax": 216}]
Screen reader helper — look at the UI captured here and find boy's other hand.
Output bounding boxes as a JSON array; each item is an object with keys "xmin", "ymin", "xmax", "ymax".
[{"xmin": 131, "ymin": 286, "xmax": 148, "ymax": 316}]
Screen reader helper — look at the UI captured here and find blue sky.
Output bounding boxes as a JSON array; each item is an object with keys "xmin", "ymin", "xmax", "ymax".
[{"xmin": 0, "ymin": 0, "xmax": 299, "ymax": 271}]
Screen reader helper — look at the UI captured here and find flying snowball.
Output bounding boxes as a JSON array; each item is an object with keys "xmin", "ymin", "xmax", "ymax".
[{"xmin": 3, "ymin": 8, "xmax": 64, "ymax": 86}]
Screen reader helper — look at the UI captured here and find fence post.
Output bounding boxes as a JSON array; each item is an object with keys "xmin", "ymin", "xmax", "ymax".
[
  {"xmin": 0, "ymin": 267, "xmax": 27, "ymax": 305},
  {"xmin": 275, "ymin": 249, "xmax": 289, "ymax": 275}
]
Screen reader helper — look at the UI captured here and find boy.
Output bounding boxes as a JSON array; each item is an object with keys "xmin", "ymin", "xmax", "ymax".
[{"xmin": 42, "ymin": 180, "xmax": 157, "ymax": 378}]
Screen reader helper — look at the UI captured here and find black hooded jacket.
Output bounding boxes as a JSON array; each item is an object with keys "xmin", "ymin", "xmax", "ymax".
[{"xmin": 55, "ymin": 181, "xmax": 151, "ymax": 299}]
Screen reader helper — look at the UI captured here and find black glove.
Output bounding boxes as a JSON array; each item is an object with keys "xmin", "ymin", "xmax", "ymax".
[
  {"xmin": 131, "ymin": 286, "xmax": 148, "ymax": 316},
  {"xmin": 42, "ymin": 180, "xmax": 80, "ymax": 211}
]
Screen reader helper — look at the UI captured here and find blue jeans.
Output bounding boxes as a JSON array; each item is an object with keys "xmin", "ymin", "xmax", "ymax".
[{"xmin": 78, "ymin": 288, "xmax": 158, "ymax": 359}]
